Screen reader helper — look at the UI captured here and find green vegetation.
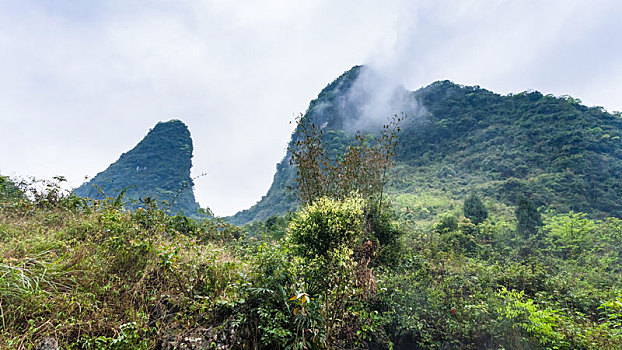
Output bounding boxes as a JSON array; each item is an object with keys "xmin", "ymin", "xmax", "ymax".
[
  {"xmin": 73, "ymin": 120, "xmax": 205, "ymax": 219},
  {"xmin": 464, "ymin": 193, "xmax": 488, "ymax": 225},
  {"xmin": 1, "ymin": 179, "xmax": 241, "ymax": 349},
  {"xmin": 3, "ymin": 175, "xmax": 622, "ymax": 348},
  {"xmin": 0, "ymin": 176, "xmax": 24, "ymax": 201},
  {"xmin": 516, "ymin": 195, "xmax": 543, "ymax": 240},
  {"xmin": 397, "ymin": 80, "xmax": 622, "ymax": 219},
  {"xmin": 3, "ymin": 66, "xmax": 622, "ymax": 349},
  {"xmin": 231, "ymin": 66, "xmax": 622, "ymax": 224},
  {"xmin": 228, "ymin": 67, "xmax": 366, "ymax": 225}
]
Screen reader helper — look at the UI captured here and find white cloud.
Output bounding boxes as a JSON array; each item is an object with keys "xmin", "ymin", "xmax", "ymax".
[{"xmin": 1, "ymin": 0, "xmax": 621, "ymax": 215}]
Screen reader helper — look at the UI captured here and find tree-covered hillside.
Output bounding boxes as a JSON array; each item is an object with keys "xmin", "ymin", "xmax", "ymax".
[
  {"xmin": 397, "ymin": 80, "xmax": 622, "ymax": 217},
  {"xmin": 230, "ymin": 66, "xmax": 622, "ymax": 224},
  {"xmin": 73, "ymin": 120, "xmax": 205, "ymax": 218}
]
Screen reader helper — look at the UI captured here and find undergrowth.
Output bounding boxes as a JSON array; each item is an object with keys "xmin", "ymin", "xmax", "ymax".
[{"xmin": 1, "ymin": 177, "xmax": 621, "ymax": 349}]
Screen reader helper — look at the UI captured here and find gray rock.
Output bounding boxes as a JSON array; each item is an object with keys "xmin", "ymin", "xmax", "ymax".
[
  {"xmin": 36, "ymin": 337, "xmax": 58, "ymax": 350},
  {"xmin": 163, "ymin": 336, "xmax": 211, "ymax": 349}
]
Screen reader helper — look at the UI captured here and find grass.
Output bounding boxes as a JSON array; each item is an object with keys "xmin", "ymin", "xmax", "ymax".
[
  {"xmin": 2, "ymin": 183, "xmax": 622, "ymax": 349},
  {"xmin": 0, "ymin": 196, "xmax": 245, "ymax": 349}
]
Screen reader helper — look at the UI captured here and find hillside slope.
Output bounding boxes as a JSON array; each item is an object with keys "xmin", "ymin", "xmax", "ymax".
[
  {"xmin": 230, "ymin": 66, "xmax": 622, "ymax": 224},
  {"xmin": 74, "ymin": 119, "xmax": 204, "ymax": 217},
  {"xmin": 395, "ymin": 80, "xmax": 622, "ymax": 217}
]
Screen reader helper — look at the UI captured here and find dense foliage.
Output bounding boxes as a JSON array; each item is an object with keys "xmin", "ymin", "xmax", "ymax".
[
  {"xmin": 230, "ymin": 66, "xmax": 622, "ymax": 224},
  {"xmin": 2, "ymin": 162, "xmax": 622, "ymax": 349},
  {"xmin": 73, "ymin": 120, "xmax": 205, "ymax": 218},
  {"xmin": 0, "ymin": 176, "xmax": 24, "ymax": 201},
  {"xmin": 464, "ymin": 193, "xmax": 488, "ymax": 225},
  {"xmin": 4, "ymin": 66, "xmax": 622, "ymax": 349},
  {"xmin": 515, "ymin": 195, "xmax": 543, "ymax": 240},
  {"xmin": 397, "ymin": 80, "xmax": 622, "ymax": 218}
]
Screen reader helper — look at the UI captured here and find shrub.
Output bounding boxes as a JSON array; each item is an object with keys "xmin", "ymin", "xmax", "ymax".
[{"xmin": 289, "ymin": 196, "xmax": 364, "ymax": 261}]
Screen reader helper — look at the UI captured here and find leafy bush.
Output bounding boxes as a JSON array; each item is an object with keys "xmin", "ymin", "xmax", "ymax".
[{"xmin": 289, "ymin": 196, "xmax": 364, "ymax": 261}]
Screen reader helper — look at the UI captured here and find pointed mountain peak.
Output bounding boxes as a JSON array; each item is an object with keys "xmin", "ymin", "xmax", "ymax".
[
  {"xmin": 305, "ymin": 65, "xmax": 418, "ymax": 132},
  {"xmin": 74, "ymin": 119, "xmax": 205, "ymax": 217}
]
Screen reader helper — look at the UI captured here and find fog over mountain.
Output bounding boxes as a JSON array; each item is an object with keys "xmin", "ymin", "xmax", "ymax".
[{"xmin": 230, "ymin": 65, "xmax": 622, "ymax": 224}]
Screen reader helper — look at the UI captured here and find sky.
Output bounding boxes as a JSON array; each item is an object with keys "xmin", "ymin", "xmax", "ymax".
[{"xmin": 1, "ymin": 0, "xmax": 622, "ymax": 216}]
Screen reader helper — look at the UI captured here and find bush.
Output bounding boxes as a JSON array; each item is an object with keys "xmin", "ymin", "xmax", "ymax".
[{"xmin": 289, "ymin": 196, "xmax": 364, "ymax": 261}]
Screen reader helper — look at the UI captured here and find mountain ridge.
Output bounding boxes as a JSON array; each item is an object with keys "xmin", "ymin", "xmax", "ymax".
[{"xmin": 229, "ymin": 66, "xmax": 622, "ymax": 224}]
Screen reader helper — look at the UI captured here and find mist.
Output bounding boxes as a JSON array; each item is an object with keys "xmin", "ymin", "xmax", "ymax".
[{"xmin": 342, "ymin": 66, "xmax": 423, "ymax": 133}]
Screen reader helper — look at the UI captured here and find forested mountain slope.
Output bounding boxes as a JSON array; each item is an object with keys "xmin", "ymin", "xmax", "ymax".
[
  {"xmin": 74, "ymin": 119, "xmax": 204, "ymax": 217},
  {"xmin": 230, "ymin": 66, "xmax": 622, "ymax": 224}
]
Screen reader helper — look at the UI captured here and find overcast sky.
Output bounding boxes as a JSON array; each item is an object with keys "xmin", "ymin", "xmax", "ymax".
[{"xmin": 1, "ymin": 0, "xmax": 622, "ymax": 216}]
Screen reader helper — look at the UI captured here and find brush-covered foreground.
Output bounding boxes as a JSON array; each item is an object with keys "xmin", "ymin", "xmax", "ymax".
[{"xmin": 1, "ymin": 178, "xmax": 621, "ymax": 349}]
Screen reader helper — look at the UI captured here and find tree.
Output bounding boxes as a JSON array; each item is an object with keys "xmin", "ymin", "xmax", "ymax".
[
  {"xmin": 515, "ymin": 195, "xmax": 543, "ymax": 239},
  {"xmin": 463, "ymin": 192, "xmax": 488, "ymax": 225},
  {"xmin": 544, "ymin": 212, "xmax": 597, "ymax": 260},
  {"xmin": 288, "ymin": 113, "xmax": 403, "ymax": 206},
  {"xmin": 288, "ymin": 114, "xmax": 329, "ymax": 204},
  {"xmin": 288, "ymin": 113, "xmax": 405, "ymax": 266},
  {"xmin": 0, "ymin": 175, "xmax": 24, "ymax": 201}
]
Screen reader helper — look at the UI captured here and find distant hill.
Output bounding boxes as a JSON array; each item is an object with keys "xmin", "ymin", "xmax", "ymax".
[
  {"xmin": 74, "ymin": 120, "xmax": 204, "ymax": 217},
  {"xmin": 229, "ymin": 66, "xmax": 622, "ymax": 224}
]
